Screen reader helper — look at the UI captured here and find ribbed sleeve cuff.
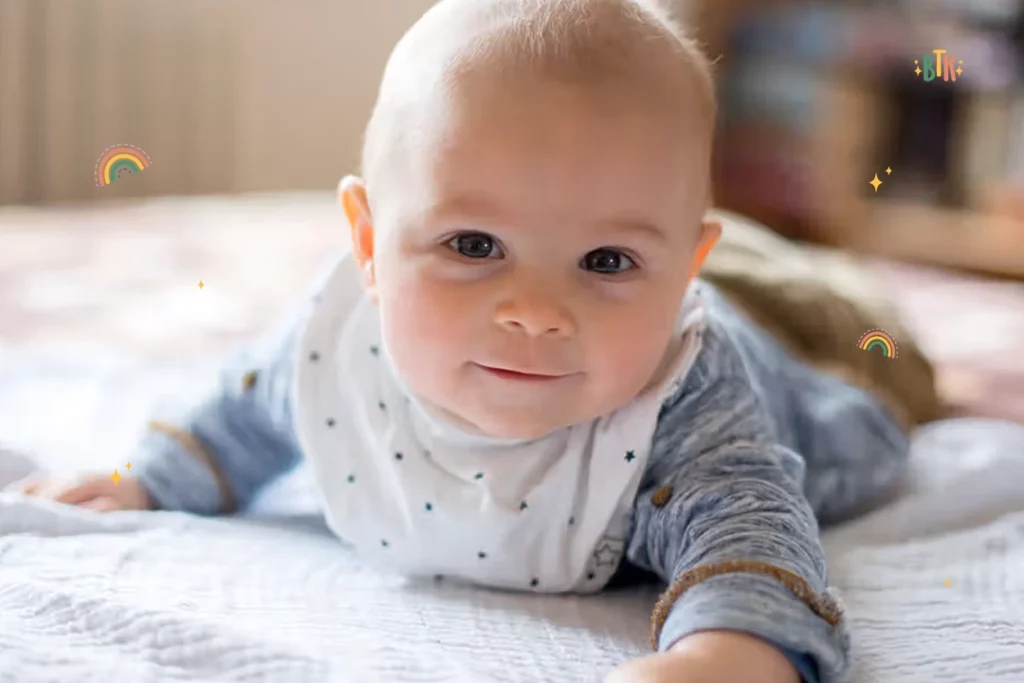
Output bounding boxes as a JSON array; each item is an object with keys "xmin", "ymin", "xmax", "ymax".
[
  {"xmin": 656, "ymin": 571, "xmax": 850, "ymax": 683},
  {"xmin": 133, "ymin": 424, "xmax": 227, "ymax": 516}
]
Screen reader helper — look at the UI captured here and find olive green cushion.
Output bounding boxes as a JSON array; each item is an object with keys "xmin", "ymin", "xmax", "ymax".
[{"xmin": 700, "ymin": 211, "xmax": 943, "ymax": 430}]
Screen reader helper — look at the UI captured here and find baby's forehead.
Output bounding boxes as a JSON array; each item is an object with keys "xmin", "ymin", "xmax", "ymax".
[{"xmin": 363, "ymin": 0, "xmax": 715, "ymax": 185}]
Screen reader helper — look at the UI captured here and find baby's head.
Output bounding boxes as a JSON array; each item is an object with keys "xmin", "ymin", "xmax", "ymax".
[{"xmin": 341, "ymin": 0, "xmax": 720, "ymax": 440}]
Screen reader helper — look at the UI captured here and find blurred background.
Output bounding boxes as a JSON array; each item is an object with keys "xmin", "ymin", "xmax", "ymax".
[{"xmin": 0, "ymin": 0, "xmax": 1022, "ymax": 436}]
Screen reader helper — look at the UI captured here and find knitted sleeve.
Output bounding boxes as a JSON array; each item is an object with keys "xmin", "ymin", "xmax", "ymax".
[
  {"xmin": 625, "ymin": 311, "xmax": 850, "ymax": 682},
  {"xmin": 131, "ymin": 311, "xmax": 306, "ymax": 515},
  {"xmin": 128, "ymin": 252, "xmax": 348, "ymax": 516}
]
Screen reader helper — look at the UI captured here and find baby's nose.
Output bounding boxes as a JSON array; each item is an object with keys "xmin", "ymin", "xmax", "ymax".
[{"xmin": 493, "ymin": 293, "xmax": 576, "ymax": 338}]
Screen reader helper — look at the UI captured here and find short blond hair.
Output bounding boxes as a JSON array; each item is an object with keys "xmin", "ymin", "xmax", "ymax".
[{"xmin": 361, "ymin": 0, "xmax": 716, "ymax": 191}]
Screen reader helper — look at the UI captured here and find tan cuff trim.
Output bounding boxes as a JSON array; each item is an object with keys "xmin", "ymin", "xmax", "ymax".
[
  {"xmin": 147, "ymin": 420, "xmax": 238, "ymax": 514},
  {"xmin": 650, "ymin": 559, "xmax": 843, "ymax": 650}
]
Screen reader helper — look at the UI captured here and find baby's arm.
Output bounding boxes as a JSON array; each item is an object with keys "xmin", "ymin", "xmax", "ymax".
[
  {"xmin": 8, "ymin": 312, "xmax": 306, "ymax": 515},
  {"xmin": 620, "ymin": 326, "xmax": 849, "ymax": 682},
  {"xmin": 131, "ymin": 313, "xmax": 306, "ymax": 514}
]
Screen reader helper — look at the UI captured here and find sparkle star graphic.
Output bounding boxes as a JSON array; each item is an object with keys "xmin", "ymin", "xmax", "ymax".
[
  {"xmin": 885, "ymin": 167, "xmax": 892, "ymax": 175},
  {"xmin": 914, "ymin": 60, "xmax": 922, "ymax": 76},
  {"xmin": 870, "ymin": 174, "xmax": 883, "ymax": 192},
  {"xmin": 110, "ymin": 462, "xmax": 131, "ymax": 484},
  {"xmin": 956, "ymin": 60, "xmax": 963, "ymax": 76},
  {"xmin": 198, "ymin": 281, "xmax": 205, "ymax": 290}
]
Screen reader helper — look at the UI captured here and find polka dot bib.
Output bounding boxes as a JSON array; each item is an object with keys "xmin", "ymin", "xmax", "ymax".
[{"xmin": 293, "ymin": 255, "xmax": 706, "ymax": 594}]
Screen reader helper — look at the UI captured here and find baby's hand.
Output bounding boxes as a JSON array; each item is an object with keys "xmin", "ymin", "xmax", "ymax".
[
  {"xmin": 5, "ymin": 472, "xmax": 152, "ymax": 512},
  {"xmin": 604, "ymin": 631, "xmax": 799, "ymax": 683}
]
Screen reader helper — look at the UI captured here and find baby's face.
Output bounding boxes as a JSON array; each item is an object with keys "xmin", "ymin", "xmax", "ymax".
[{"xmin": 352, "ymin": 77, "xmax": 714, "ymax": 439}]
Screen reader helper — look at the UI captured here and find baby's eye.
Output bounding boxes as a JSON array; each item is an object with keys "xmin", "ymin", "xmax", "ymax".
[
  {"xmin": 448, "ymin": 232, "xmax": 504, "ymax": 259},
  {"xmin": 581, "ymin": 248, "xmax": 636, "ymax": 274}
]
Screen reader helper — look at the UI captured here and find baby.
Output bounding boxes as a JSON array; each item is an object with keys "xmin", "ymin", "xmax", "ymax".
[{"xmin": 12, "ymin": 0, "xmax": 911, "ymax": 681}]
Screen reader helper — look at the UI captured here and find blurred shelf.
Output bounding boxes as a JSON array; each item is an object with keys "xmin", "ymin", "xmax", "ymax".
[{"xmin": 706, "ymin": 0, "xmax": 1024, "ymax": 278}]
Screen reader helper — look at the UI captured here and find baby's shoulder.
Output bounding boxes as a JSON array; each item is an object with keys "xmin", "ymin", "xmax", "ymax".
[
  {"xmin": 680, "ymin": 281, "xmax": 764, "ymax": 388},
  {"xmin": 654, "ymin": 281, "xmax": 786, "ymax": 433}
]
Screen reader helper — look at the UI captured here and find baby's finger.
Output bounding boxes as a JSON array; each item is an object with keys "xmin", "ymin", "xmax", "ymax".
[{"xmin": 52, "ymin": 479, "xmax": 112, "ymax": 506}]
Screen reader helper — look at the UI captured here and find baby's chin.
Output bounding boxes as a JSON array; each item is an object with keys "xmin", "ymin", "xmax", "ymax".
[
  {"xmin": 434, "ymin": 376, "xmax": 653, "ymax": 441},
  {"xmin": 463, "ymin": 412, "xmax": 576, "ymax": 441},
  {"xmin": 448, "ymin": 396, "xmax": 612, "ymax": 441}
]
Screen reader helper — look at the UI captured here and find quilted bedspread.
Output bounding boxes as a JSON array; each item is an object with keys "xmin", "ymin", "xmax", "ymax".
[
  {"xmin": 0, "ymin": 347, "xmax": 1023, "ymax": 682},
  {"xmin": 1, "ymin": 195, "xmax": 1023, "ymax": 682}
]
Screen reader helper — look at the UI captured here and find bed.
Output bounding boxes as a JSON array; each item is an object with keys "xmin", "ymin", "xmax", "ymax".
[{"xmin": 1, "ymin": 195, "xmax": 1023, "ymax": 682}]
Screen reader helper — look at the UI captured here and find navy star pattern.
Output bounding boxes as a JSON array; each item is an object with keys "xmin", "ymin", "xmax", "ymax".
[
  {"xmin": 317, "ymin": 338, "xmax": 637, "ymax": 591},
  {"xmin": 593, "ymin": 542, "xmax": 619, "ymax": 567}
]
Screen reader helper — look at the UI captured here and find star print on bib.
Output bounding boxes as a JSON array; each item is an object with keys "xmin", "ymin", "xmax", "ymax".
[{"xmin": 292, "ymin": 254, "xmax": 706, "ymax": 594}]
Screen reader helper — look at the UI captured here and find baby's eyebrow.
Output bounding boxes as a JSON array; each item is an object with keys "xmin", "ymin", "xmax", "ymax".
[
  {"xmin": 422, "ymin": 194, "xmax": 668, "ymax": 243},
  {"xmin": 597, "ymin": 218, "xmax": 668, "ymax": 243},
  {"xmin": 424, "ymin": 194, "xmax": 504, "ymax": 224}
]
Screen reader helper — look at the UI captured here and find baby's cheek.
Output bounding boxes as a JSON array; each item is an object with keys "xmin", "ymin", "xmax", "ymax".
[
  {"xmin": 381, "ymin": 279, "xmax": 474, "ymax": 370},
  {"xmin": 590, "ymin": 305, "xmax": 676, "ymax": 394}
]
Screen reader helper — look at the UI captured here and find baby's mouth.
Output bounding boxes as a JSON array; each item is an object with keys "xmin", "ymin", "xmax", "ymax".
[{"xmin": 473, "ymin": 363, "xmax": 572, "ymax": 382}]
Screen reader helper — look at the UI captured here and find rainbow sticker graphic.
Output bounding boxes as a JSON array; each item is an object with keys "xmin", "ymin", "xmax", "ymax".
[
  {"xmin": 857, "ymin": 328, "xmax": 898, "ymax": 359},
  {"xmin": 95, "ymin": 144, "xmax": 151, "ymax": 187}
]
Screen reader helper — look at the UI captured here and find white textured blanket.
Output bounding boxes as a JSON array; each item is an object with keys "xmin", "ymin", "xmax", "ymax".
[{"xmin": 0, "ymin": 347, "xmax": 1023, "ymax": 682}]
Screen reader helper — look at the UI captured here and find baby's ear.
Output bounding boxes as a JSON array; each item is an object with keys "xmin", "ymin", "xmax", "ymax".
[
  {"xmin": 338, "ymin": 175, "xmax": 378, "ymax": 294},
  {"xmin": 688, "ymin": 219, "xmax": 721, "ymax": 281}
]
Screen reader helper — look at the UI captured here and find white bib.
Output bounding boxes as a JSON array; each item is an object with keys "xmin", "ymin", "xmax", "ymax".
[{"xmin": 292, "ymin": 255, "xmax": 706, "ymax": 594}]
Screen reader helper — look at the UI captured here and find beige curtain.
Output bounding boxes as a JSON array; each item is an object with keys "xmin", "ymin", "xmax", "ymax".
[
  {"xmin": 0, "ymin": 0, "xmax": 438, "ymax": 206},
  {"xmin": 0, "ymin": 0, "xmax": 239, "ymax": 204}
]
